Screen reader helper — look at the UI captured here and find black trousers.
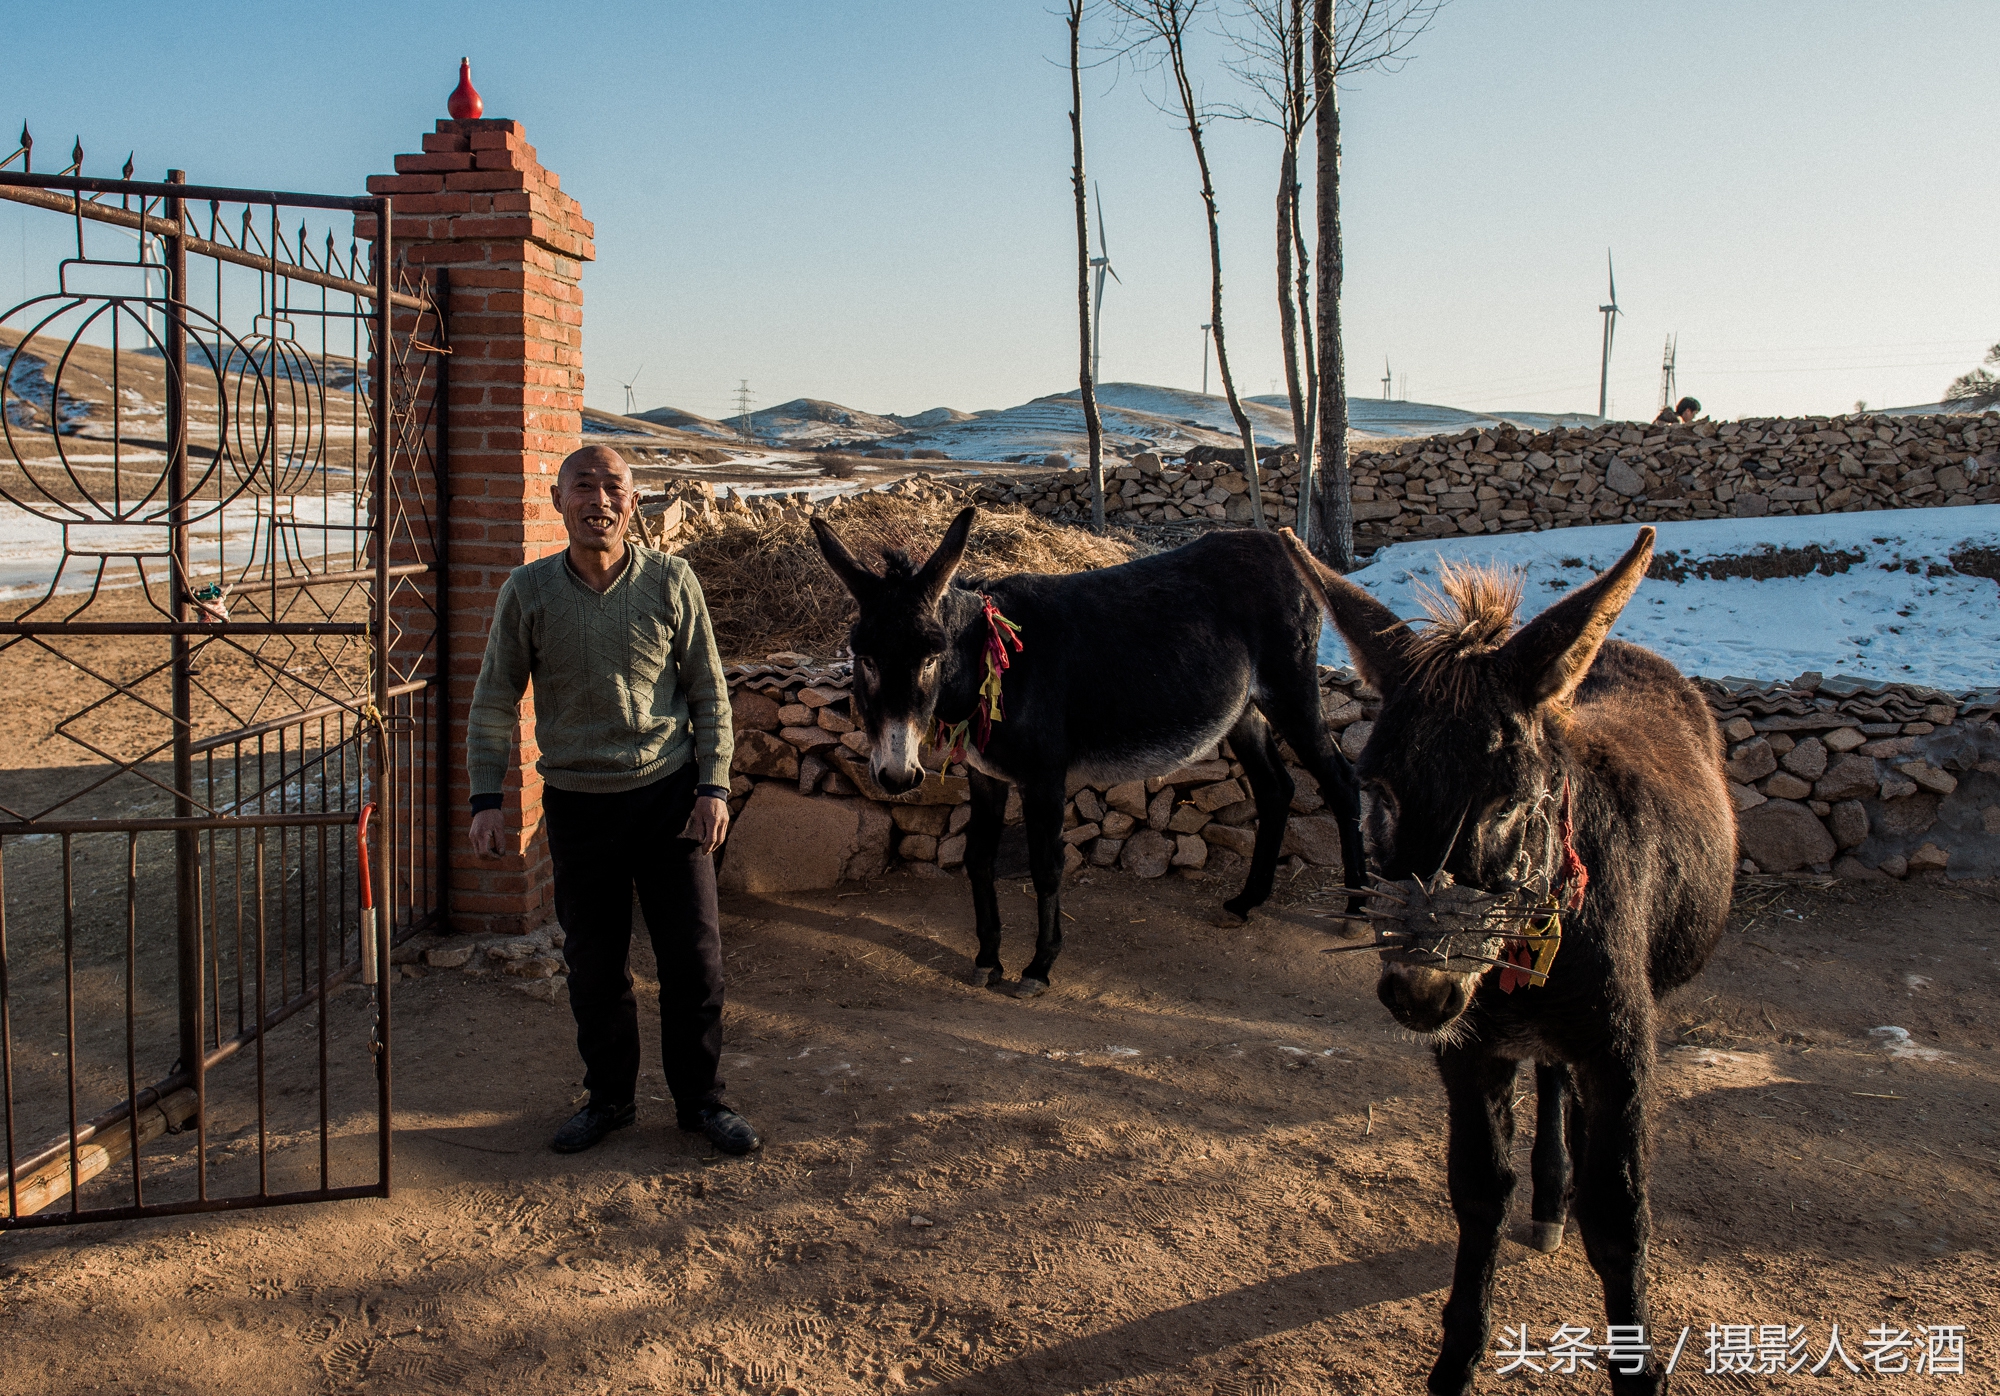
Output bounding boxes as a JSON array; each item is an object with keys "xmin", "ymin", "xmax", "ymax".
[{"xmin": 543, "ymin": 764, "xmax": 725, "ymax": 1116}]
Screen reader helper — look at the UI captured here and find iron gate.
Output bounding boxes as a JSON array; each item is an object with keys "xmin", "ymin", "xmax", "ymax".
[{"xmin": 0, "ymin": 134, "xmax": 445, "ymax": 1226}]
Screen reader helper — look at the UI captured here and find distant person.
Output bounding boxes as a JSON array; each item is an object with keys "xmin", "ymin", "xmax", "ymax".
[
  {"xmin": 1654, "ymin": 396, "xmax": 1701, "ymax": 426},
  {"xmin": 467, "ymin": 444, "xmax": 761, "ymax": 1159}
]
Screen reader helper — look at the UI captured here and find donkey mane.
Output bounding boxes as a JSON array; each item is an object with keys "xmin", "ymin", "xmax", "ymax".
[
  {"xmin": 1406, "ymin": 562, "xmax": 1525, "ymax": 706},
  {"xmin": 877, "ymin": 548, "xmax": 921, "ymax": 581}
]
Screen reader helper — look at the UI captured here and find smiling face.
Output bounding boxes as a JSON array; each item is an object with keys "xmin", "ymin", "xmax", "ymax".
[{"xmin": 551, "ymin": 446, "xmax": 636, "ymax": 558}]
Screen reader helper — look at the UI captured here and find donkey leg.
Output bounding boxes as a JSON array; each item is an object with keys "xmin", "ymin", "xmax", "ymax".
[
  {"xmin": 962, "ymin": 770, "xmax": 1010, "ymax": 987},
  {"xmin": 1528, "ymin": 1061, "xmax": 1573, "ymax": 1252},
  {"xmin": 1013, "ymin": 778, "xmax": 1069, "ymax": 998},
  {"xmin": 1222, "ymin": 710, "xmax": 1295, "ymax": 921},
  {"xmin": 1257, "ymin": 680, "xmax": 1366, "ymax": 912},
  {"xmin": 1571, "ymin": 1055, "xmax": 1662, "ymax": 1395},
  {"xmin": 1428, "ymin": 1048, "xmax": 1521, "ymax": 1396}
]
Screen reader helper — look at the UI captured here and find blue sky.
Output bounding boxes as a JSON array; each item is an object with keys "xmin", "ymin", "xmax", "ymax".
[{"xmin": 4, "ymin": 1, "xmax": 1996, "ymax": 424}]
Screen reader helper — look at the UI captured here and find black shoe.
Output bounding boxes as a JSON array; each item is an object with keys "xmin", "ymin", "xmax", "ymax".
[
  {"xmin": 550, "ymin": 1100, "xmax": 636, "ymax": 1154},
  {"xmin": 679, "ymin": 1103, "xmax": 761, "ymax": 1156}
]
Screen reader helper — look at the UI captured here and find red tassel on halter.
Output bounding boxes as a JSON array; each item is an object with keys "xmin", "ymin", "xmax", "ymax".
[
  {"xmin": 1557, "ymin": 776, "xmax": 1589, "ymax": 912},
  {"xmin": 929, "ymin": 595, "xmax": 1024, "ymax": 759},
  {"xmin": 971, "ymin": 594, "xmax": 1024, "ymax": 750}
]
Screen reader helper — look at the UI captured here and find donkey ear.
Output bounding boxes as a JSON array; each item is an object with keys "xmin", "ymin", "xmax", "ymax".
[
  {"xmin": 914, "ymin": 506, "xmax": 976, "ymax": 602},
  {"xmin": 810, "ymin": 514, "xmax": 881, "ymax": 601},
  {"xmin": 1498, "ymin": 526, "xmax": 1655, "ymax": 710},
  {"xmin": 1277, "ymin": 528, "xmax": 1415, "ymax": 696}
]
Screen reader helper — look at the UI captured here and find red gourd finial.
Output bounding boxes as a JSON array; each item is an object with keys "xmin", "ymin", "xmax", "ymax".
[{"xmin": 448, "ymin": 57, "xmax": 483, "ymax": 121}]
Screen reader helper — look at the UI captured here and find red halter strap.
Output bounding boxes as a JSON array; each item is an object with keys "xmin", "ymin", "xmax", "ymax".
[
  {"xmin": 1556, "ymin": 775, "xmax": 1589, "ymax": 913},
  {"xmin": 929, "ymin": 594, "xmax": 1024, "ymax": 761}
]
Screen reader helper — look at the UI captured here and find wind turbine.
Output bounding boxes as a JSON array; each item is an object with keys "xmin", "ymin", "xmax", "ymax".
[
  {"xmin": 1381, "ymin": 356, "xmax": 1393, "ymax": 401},
  {"xmin": 1088, "ymin": 183, "xmax": 1120, "ymax": 385},
  {"xmin": 619, "ymin": 364, "xmax": 645, "ymax": 416},
  {"xmin": 1596, "ymin": 250, "xmax": 1621, "ymax": 419},
  {"xmin": 1199, "ymin": 323, "xmax": 1213, "ymax": 395}
]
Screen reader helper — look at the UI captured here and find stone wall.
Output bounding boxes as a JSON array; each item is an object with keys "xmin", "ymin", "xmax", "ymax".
[
  {"xmin": 975, "ymin": 449, "xmax": 1310, "ymax": 528},
  {"xmin": 982, "ymin": 413, "xmax": 1998, "ymax": 547},
  {"xmin": 716, "ymin": 657, "xmax": 2000, "ymax": 887},
  {"xmin": 395, "ymin": 659, "xmax": 1998, "ymax": 996}
]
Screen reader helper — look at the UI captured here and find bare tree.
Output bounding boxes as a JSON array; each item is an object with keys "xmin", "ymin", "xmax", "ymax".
[
  {"xmin": 1310, "ymin": 0, "xmax": 1447, "ymax": 570},
  {"xmin": 1220, "ymin": 0, "xmax": 1317, "ymax": 541},
  {"xmin": 1110, "ymin": 0, "xmax": 1269, "ymax": 527},
  {"xmin": 1944, "ymin": 343, "xmax": 2000, "ymax": 411},
  {"xmin": 1069, "ymin": 0, "xmax": 1110, "ymax": 529}
]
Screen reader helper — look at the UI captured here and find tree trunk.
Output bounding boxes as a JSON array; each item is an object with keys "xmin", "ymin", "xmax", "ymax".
[
  {"xmin": 1168, "ymin": 46, "xmax": 1266, "ymax": 528},
  {"xmin": 1285, "ymin": 0, "xmax": 1317, "ymax": 549},
  {"xmin": 1311, "ymin": 0, "xmax": 1353, "ymax": 569},
  {"xmin": 1292, "ymin": 167, "xmax": 1317, "ymax": 548},
  {"xmin": 1275, "ymin": 138, "xmax": 1306, "ymax": 474},
  {"xmin": 1069, "ymin": 2, "xmax": 1107, "ymax": 530}
]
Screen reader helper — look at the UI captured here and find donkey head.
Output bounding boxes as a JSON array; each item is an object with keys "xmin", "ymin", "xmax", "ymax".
[
  {"xmin": 1279, "ymin": 527, "xmax": 1655, "ymax": 1035},
  {"xmin": 810, "ymin": 506, "xmax": 977, "ymax": 795}
]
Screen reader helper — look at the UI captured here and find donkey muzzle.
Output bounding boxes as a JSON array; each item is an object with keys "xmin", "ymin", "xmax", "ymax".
[
  {"xmin": 870, "ymin": 718, "xmax": 928, "ymax": 795},
  {"xmin": 1367, "ymin": 872, "xmax": 1563, "ymax": 994}
]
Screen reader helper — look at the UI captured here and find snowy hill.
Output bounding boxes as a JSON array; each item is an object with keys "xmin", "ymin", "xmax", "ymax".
[
  {"xmin": 1250, "ymin": 395, "xmax": 1602, "ymax": 438},
  {"xmin": 1086, "ymin": 383, "xmax": 1304, "ymax": 444},
  {"xmin": 630, "ymin": 405, "xmax": 748, "ymax": 441},
  {"xmin": 890, "ymin": 406, "xmax": 980, "ymax": 430},
  {"xmin": 878, "ymin": 389, "xmax": 1247, "ymax": 462},
  {"xmin": 1325, "ymin": 505, "xmax": 2000, "ymax": 690},
  {"xmin": 625, "ymin": 385, "xmax": 1618, "ymax": 462},
  {"xmin": 722, "ymin": 398, "xmax": 906, "ymax": 447},
  {"xmin": 1875, "ymin": 400, "xmax": 1994, "ymax": 418},
  {"xmin": 580, "ymin": 406, "xmax": 743, "ymax": 451}
]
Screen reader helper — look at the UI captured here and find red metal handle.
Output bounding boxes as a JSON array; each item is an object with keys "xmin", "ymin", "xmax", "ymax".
[
  {"xmin": 356, "ymin": 802, "xmax": 377, "ymax": 910},
  {"xmin": 357, "ymin": 802, "xmax": 379, "ymax": 985}
]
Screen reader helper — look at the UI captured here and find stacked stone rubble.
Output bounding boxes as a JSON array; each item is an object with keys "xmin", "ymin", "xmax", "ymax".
[
  {"xmin": 722, "ymin": 658, "xmax": 2000, "ymax": 886},
  {"xmin": 978, "ymin": 415, "xmax": 1998, "ymax": 545},
  {"xmin": 720, "ymin": 657, "xmax": 1370, "ymax": 888},
  {"xmin": 974, "ymin": 450, "xmax": 1306, "ymax": 528},
  {"xmin": 1707, "ymin": 674, "xmax": 2000, "ymax": 879},
  {"xmin": 395, "ymin": 659, "xmax": 1998, "ymax": 997}
]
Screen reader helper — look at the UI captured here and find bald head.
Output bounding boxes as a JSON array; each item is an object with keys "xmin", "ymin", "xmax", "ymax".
[
  {"xmin": 558, "ymin": 444, "xmax": 630, "ymax": 489},
  {"xmin": 551, "ymin": 444, "xmax": 638, "ymax": 572}
]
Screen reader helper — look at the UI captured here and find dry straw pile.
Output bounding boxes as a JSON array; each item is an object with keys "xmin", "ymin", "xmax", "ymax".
[{"xmin": 677, "ymin": 493, "xmax": 1138, "ymax": 660}]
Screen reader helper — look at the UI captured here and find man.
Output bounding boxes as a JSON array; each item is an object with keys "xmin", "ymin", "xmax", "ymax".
[
  {"xmin": 1653, "ymin": 396, "xmax": 1701, "ymax": 426},
  {"xmin": 467, "ymin": 444, "xmax": 760, "ymax": 1157}
]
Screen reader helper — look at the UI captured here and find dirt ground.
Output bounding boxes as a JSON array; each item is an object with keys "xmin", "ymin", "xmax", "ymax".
[{"xmin": 1, "ymin": 869, "xmax": 1997, "ymax": 1395}]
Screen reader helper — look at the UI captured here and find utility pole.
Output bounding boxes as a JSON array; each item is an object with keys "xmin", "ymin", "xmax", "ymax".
[
  {"xmin": 735, "ymin": 379, "xmax": 755, "ymax": 439},
  {"xmin": 1200, "ymin": 323, "xmax": 1212, "ymax": 395}
]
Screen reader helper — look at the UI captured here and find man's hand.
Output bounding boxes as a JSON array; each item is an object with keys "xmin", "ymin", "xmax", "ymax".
[
  {"xmin": 469, "ymin": 808, "xmax": 506, "ymax": 859},
  {"xmin": 682, "ymin": 794, "xmax": 730, "ymax": 854}
]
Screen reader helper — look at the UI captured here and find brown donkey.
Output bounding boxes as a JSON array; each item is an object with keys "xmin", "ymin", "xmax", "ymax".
[{"xmin": 1281, "ymin": 527, "xmax": 1734, "ymax": 1396}]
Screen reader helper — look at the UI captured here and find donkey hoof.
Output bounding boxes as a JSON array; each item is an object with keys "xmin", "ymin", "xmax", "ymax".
[
  {"xmin": 1530, "ymin": 1220, "xmax": 1565, "ymax": 1253},
  {"xmin": 1014, "ymin": 977, "xmax": 1050, "ymax": 999},
  {"xmin": 968, "ymin": 965, "xmax": 1003, "ymax": 988}
]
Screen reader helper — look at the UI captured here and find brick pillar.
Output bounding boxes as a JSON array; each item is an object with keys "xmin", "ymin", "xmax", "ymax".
[{"xmin": 365, "ymin": 116, "xmax": 595, "ymax": 936}]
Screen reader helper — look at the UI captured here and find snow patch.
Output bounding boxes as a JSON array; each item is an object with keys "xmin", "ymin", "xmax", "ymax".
[{"xmin": 1319, "ymin": 505, "xmax": 2000, "ymax": 688}]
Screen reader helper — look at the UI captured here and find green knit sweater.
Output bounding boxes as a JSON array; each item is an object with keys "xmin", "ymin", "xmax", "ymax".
[{"xmin": 466, "ymin": 546, "xmax": 734, "ymax": 798}]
